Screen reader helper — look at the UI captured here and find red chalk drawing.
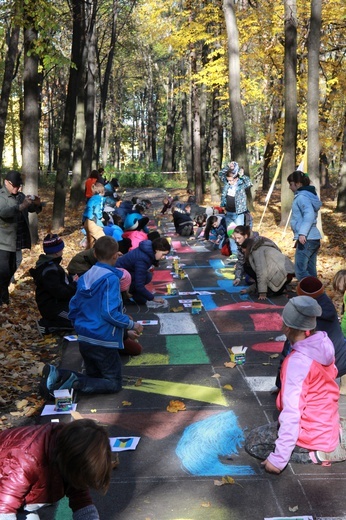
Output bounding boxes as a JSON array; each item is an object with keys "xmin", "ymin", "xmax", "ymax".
[
  {"xmin": 212, "ymin": 302, "xmax": 284, "ymax": 312},
  {"xmin": 172, "ymin": 241, "xmax": 194, "ymax": 253},
  {"xmin": 249, "ymin": 312, "xmax": 282, "ymax": 331},
  {"xmin": 251, "ymin": 341, "xmax": 284, "ymax": 353}
]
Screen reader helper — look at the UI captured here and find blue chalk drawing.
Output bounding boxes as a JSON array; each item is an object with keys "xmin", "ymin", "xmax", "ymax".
[
  {"xmin": 199, "ymin": 294, "xmax": 217, "ymax": 311},
  {"xmin": 217, "ymin": 279, "xmax": 247, "ymax": 294},
  {"xmin": 176, "ymin": 411, "xmax": 255, "ymax": 476},
  {"xmin": 209, "ymin": 259, "xmax": 226, "ymax": 269}
]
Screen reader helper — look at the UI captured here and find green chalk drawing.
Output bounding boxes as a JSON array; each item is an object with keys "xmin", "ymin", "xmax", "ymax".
[
  {"xmin": 55, "ymin": 496, "xmax": 72, "ymax": 520},
  {"xmin": 166, "ymin": 334, "xmax": 210, "ymax": 365},
  {"xmin": 124, "ymin": 378, "xmax": 228, "ymax": 406},
  {"xmin": 126, "ymin": 353, "xmax": 169, "ymax": 366}
]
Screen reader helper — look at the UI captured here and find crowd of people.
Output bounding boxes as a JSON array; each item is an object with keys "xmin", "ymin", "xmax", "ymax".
[{"xmin": 0, "ymin": 162, "xmax": 346, "ymax": 516}]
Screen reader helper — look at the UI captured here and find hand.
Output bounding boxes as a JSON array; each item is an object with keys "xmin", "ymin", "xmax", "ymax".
[
  {"xmin": 133, "ymin": 322, "xmax": 144, "ymax": 334},
  {"xmin": 72, "ymin": 274, "xmax": 79, "ymax": 282},
  {"xmin": 127, "ymin": 329, "xmax": 141, "ymax": 340},
  {"xmin": 154, "ymin": 297, "xmax": 165, "ymax": 304},
  {"xmin": 19, "ymin": 197, "xmax": 32, "ymax": 211},
  {"xmin": 233, "ymin": 278, "xmax": 241, "ymax": 287},
  {"xmin": 261, "ymin": 459, "xmax": 281, "ymax": 474},
  {"xmin": 258, "ymin": 293, "xmax": 267, "ymax": 300},
  {"xmin": 298, "ymin": 235, "xmax": 306, "ymax": 245},
  {"xmin": 240, "ymin": 288, "xmax": 247, "ymax": 294}
]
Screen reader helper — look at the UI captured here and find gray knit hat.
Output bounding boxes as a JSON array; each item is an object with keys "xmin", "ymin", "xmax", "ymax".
[{"xmin": 282, "ymin": 295, "xmax": 322, "ymax": 331}]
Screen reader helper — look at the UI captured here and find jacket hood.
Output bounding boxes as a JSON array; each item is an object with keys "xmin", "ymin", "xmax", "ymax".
[
  {"xmin": 78, "ymin": 263, "xmax": 122, "ymax": 297},
  {"xmin": 293, "ymin": 330, "xmax": 335, "ymax": 366},
  {"xmin": 295, "ymin": 187, "xmax": 322, "ymax": 211},
  {"xmin": 138, "ymin": 239, "xmax": 155, "ymax": 257},
  {"xmin": 250, "ymin": 236, "xmax": 280, "ymax": 253},
  {"xmin": 35, "ymin": 254, "xmax": 62, "ymax": 269}
]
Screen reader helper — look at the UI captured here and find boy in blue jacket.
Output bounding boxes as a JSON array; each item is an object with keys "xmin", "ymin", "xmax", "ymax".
[{"xmin": 40, "ymin": 236, "xmax": 143, "ymax": 398}]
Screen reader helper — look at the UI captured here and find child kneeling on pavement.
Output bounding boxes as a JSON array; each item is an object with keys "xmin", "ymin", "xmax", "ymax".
[
  {"xmin": 245, "ymin": 295, "xmax": 346, "ymax": 473},
  {"xmin": 40, "ymin": 236, "xmax": 143, "ymax": 398}
]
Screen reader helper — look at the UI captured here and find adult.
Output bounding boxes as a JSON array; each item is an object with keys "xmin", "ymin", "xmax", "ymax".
[
  {"xmin": 287, "ymin": 170, "xmax": 322, "ymax": 280},
  {"xmin": 245, "ymin": 296, "xmax": 346, "ymax": 473},
  {"xmin": 239, "ymin": 237, "xmax": 295, "ymax": 300},
  {"xmin": 0, "ymin": 170, "xmax": 34, "ymax": 305},
  {"xmin": 218, "ymin": 162, "xmax": 253, "ymax": 254},
  {"xmin": 0, "ymin": 419, "xmax": 112, "ymax": 519},
  {"xmin": 232, "ymin": 225, "xmax": 260, "ymax": 286},
  {"xmin": 14, "ymin": 189, "xmax": 42, "ymax": 278},
  {"xmin": 116, "ymin": 237, "xmax": 171, "ymax": 305}
]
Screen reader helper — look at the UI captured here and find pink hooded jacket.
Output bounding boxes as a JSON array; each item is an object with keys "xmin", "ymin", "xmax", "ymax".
[{"xmin": 268, "ymin": 331, "xmax": 340, "ymax": 471}]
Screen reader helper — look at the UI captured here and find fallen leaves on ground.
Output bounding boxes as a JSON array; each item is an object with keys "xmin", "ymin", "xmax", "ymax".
[
  {"xmin": 166, "ymin": 399, "xmax": 186, "ymax": 413},
  {"xmin": 214, "ymin": 476, "xmax": 237, "ymax": 486}
]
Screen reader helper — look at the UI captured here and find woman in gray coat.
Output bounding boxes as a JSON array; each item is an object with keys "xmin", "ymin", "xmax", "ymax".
[{"xmin": 239, "ymin": 237, "xmax": 295, "ymax": 300}]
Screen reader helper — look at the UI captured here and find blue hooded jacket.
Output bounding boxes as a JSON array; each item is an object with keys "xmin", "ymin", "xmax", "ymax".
[
  {"xmin": 290, "ymin": 186, "xmax": 322, "ymax": 240},
  {"xmin": 68, "ymin": 263, "xmax": 134, "ymax": 348},
  {"xmin": 115, "ymin": 240, "xmax": 155, "ymax": 302}
]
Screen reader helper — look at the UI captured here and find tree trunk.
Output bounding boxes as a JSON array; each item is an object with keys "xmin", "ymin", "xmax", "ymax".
[
  {"xmin": 0, "ymin": 24, "xmax": 20, "ymax": 175},
  {"xmin": 307, "ymin": 0, "xmax": 322, "ymax": 234},
  {"xmin": 22, "ymin": 23, "xmax": 40, "ymax": 243},
  {"xmin": 222, "ymin": 0, "xmax": 249, "ymax": 174},
  {"xmin": 82, "ymin": 0, "xmax": 98, "ymax": 178},
  {"xmin": 336, "ymin": 112, "xmax": 346, "ymax": 212},
  {"xmin": 161, "ymin": 74, "xmax": 177, "ymax": 172},
  {"xmin": 280, "ymin": 0, "xmax": 297, "ymax": 226},
  {"xmin": 52, "ymin": 0, "xmax": 85, "ymax": 231},
  {"xmin": 181, "ymin": 91, "xmax": 193, "ymax": 180},
  {"xmin": 95, "ymin": 0, "xmax": 117, "ymax": 166},
  {"xmin": 209, "ymin": 89, "xmax": 223, "ymax": 204},
  {"xmin": 191, "ymin": 49, "xmax": 203, "ymax": 204}
]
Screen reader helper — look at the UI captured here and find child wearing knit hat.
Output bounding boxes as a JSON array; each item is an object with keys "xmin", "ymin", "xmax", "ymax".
[
  {"xmin": 30, "ymin": 234, "xmax": 77, "ymax": 334},
  {"xmin": 275, "ymin": 276, "xmax": 346, "ymax": 394},
  {"xmin": 246, "ymin": 295, "xmax": 346, "ymax": 473}
]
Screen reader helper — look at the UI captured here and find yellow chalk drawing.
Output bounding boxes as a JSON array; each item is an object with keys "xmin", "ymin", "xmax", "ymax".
[
  {"xmin": 126, "ymin": 353, "xmax": 169, "ymax": 366},
  {"xmin": 123, "ymin": 378, "xmax": 228, "ymax": 406}
]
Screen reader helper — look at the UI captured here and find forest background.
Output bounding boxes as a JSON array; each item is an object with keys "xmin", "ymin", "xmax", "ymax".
[{"xmin": 0, "ymin": 0, "xmax": 346, "ymax": 423}]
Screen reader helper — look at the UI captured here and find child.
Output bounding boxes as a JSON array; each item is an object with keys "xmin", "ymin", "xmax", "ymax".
[
  {"xmin": 245, "ymin": 296, "xmax": 346, "ymax": 473},
  {"xmin": 122, "ymin": 215, "xmax": 150, "ymax": 250},
  {"xmin": 172, "ymin": 203, "xmax": 194, "ymax": 236},
  {"xmin": 160, "ymin": 195, "xmax": 173, "ymax": 215},
  {"xmin": 115, "ymin": 237, "xmax": 171, "ymax": 305},
  {"xmin": 84, "ymin": 169, "xmax": 99, "ymax": 200},
  {"xmin": 30, "ymin": 234, "xmax": 77, "ymax": 334},
  {"xmin": 0, "ymin": 419, "xmax": 112, "ymax": 519},
  {"xmin": 203, "ymin": 215, "xmax": 227, "ymax": 249},
  {"xmin": 82, "ymin": 182, "xmax": 105, "ymax": 248},
  {"xmin": 333, "ymin": 270, "xmax": 346, "ymax": 337},
  {"xmin": 40, "ymin": 236, "xmax": 143, "ymax": 397}
]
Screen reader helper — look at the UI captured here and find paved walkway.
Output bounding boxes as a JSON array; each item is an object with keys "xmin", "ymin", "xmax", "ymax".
[{"xmin": 43, "ymin": 189, "xmax": 346, "ymax": 520}]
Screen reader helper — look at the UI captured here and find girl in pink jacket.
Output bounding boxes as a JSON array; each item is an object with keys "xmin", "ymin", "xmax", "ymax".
[{"xmin": 245, "ymin": 295, "xmax": 346, "ymax": 473}]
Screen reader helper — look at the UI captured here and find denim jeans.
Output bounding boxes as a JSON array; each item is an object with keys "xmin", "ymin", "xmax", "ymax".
[
  {"xmin": 73, "ymin": 341, "xmax": 122, "ymax": 394},
  {"xmin": 224, "ymin": 212, "xmax": 245, "ymax": 254},
  {"xmin": 295, "ymin": 239, "xmax": 320, "ymax": 280}
]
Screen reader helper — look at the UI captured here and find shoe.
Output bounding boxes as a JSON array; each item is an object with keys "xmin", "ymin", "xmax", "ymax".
[
  {"xmin": 314, "ymin": 443, "xmax": 346, "ymax": 464},
  {"xmin": 39, "ymin": 364, "xmax": 60, "ymax": 400},
  {"xmin": 340, "ymin": 375, "xmax": 346, "ymax": 396},
  {"xmin": 275, "ymin": 334, "xmax": 287, "ymax": 342},
  {"xmin": 53, "ymin": 372, "xmax": 79, "ymax": 391}
]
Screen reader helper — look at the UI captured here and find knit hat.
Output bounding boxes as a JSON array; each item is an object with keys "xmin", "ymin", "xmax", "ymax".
[
  {"xmin": 43, "ymin": 234, "xmax": 65, "ymax": 254},
  {"xmin": 282, "ymin": 295, "xmax": 322, "ymax": 331},
  {"xmin": 117, "ymin": 268, "xmax": 131, "ymax": 292},
  {"xmin": 296, "ymin": 276, "xmax": 324, "ymax": 299},
  {"xmin": 5, "ymin": 170, "xmax": 23, "ymax": 187}
]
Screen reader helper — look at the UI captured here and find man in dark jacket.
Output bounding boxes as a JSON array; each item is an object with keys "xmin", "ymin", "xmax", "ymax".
[
  {"xmin": 30, "ymin": 234, "xmax": 77, "ymax": 334},
  {"xmin": 0, "ymin": 170, "xmax": 37, "ymax": 305}
]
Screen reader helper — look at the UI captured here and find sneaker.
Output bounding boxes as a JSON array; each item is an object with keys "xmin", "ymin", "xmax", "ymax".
[
  {"xmin": 53, "ymin": 372, "xmax": 79, "ymax": 391},
  {"xmin": 39, "ymin": 364, "xmax": 60, "ymax": 400},
  {"xmin": 275, "ymin": 334, "xmax": 287, "ymax": 342},
  {"xmin": 315, "ymin": 443, "xmax": 346, "ymax": 464}
]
